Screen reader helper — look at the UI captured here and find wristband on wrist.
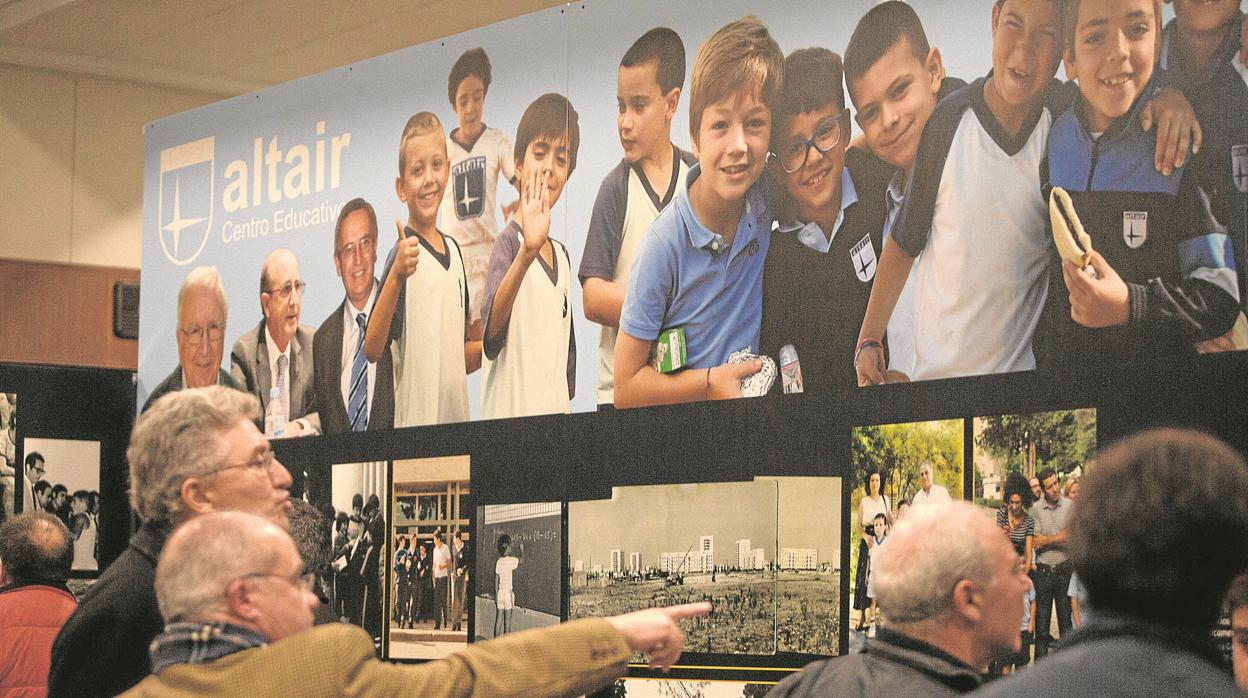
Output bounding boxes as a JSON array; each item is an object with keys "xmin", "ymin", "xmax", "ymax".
[{"xmin": 854, "ymin": 338, "xmax": 883, "ymax": 366}]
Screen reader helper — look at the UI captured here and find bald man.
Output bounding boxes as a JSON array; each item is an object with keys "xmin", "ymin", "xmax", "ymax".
[
  {"xmin": 231, "ymin": 248, "xmax": 320, "ymax": 436},
  {"xmin": 772, "ymin": 502, "xmax": 1029, "ymax": 696},
  {"xmin": 122, "ymin": 511, "xmax": 709, "ymax": 697}
]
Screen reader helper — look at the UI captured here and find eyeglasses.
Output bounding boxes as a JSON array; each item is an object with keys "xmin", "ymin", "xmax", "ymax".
[
  {"xmin": 180, "ymin": 322, "xmax": 225, "ymax": 345},
  {"xmin": 200, "ymin": 449, "xmax": 276, "ymax": 478},
  {"xmin": 773, "ymin": 110, "xmax": 848, "ymax": 174},
  {"xmin": 264, "ymin": 280, "xmax": 307, "ymax": 302},
  {"xmin": 237, "ymin": 570, "xmax": 316, "ymax": 594},
  {"xmin": 335, "ymin": 236, "xmax": 376, "ymax": 259}
]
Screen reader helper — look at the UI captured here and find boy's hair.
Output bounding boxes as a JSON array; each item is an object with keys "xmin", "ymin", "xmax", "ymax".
[
  {"xmin": 622, "ymin": 27, "xmax": 687, "ymax": 95},
  {"xmin": 688, "ymin": 15, "xmax": 784, "ymax": 142},
  {"xmin": 1061, "ymin": 0, "xmax": 1160, "ymax": 55},
  {"xmin": 514, "ymin": 93, "xmax": 581, "ymax": 174},
  {"xmin": 497, "ymin": 533, "xmax": 511, "ymax": 556},
  {"xmin": 844, "ymin": 1, "xmax": 931, "ymax": 87},
  {"xmin": 397, "ymin": 111, "xmax": 445, "ymax": 175},
  {"xmin": 72, "ymin": 489, "xmax": 90, "ymax": 503},
  {"xmin": 447, "ymin": 47, "xmax": 492, "ymax": 105},
  {"xmin": 873, "ymin": 512, "xmax": 888, "ymax": 523},
  {"xmin": 1228, "ymin": 573, "xmax": 1248, "ymax": 614},
  {"xmin": 770, "ymin": 47, "xmax": 845, "ymax": 145}
]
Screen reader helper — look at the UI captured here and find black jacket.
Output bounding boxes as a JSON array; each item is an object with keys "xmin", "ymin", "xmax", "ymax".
[
  {"xmin": 48, "ymin": 522, "xmax": 169, "ymax": 698},
  {"xmin": 770, "ymin": 627, "xmax": 983, "ymax": 697},
  {"xmin": 969, "ymin": 614, "xmax": 1240, "ymax": 697}
]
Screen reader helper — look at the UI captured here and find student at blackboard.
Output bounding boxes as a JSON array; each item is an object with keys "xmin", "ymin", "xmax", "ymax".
[{"xmin": 495, "ymin": 534, "xmax": 523, "ymax": 636}]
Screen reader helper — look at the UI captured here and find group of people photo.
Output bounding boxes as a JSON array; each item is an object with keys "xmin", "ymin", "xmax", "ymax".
[
  {"xmin": 143, "ymin": 0, "xmax": 1248, "ymax": 432},
  {"xmin": 389, "ymin": 528, "xmax": 470, "ymax": 635},
  {"xmin": 17, "ymin": 448, "xmax": 100, "ymax": 572}
]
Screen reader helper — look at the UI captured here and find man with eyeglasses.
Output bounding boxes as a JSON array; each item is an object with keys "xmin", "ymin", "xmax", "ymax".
[
  {"xmin": 313, "ymin": 198, "xmax": 395, "ymax": 435},
  {"xmin": 142, "ymin": 266, "xmax": 243, "ymax": 413},
  {"xmin": 122, "ymin": 510, "xmax": 709, "ymax": 697},
  {"xmin": 231, "ymin": 247, "xmax": 320, "ymax": 436},
  {"xmin": 759, "ymin": 47, "xmax": 893, "ymax": 395},
  {"xmin": 23, "ymin": 451, "xmax": 46, "ymax": 513},
  {"xmin": 49, "ymin": 386, "xmax": 294, "ymax": 697}
]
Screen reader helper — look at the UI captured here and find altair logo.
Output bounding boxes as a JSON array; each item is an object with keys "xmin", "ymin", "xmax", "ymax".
[{"xmin": 158, "ymin": 137, "xmax": 215, "ymax": 266}]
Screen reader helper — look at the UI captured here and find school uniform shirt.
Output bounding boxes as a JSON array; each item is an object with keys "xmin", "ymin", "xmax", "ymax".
[
  {"xmin": 759, "ymin": 148, "xmax": 890, "ymax": 395},
  {"xmin": 440, "ymin": 126, "xmax": 517, "ymax": 324},
  {"xmin": 892, "ymin": 75, "xmax": 1071, "ymax": 381},
  {"xmin": 382, "ymin": 228, "xmax": 471, "ymax": 426},
  {"xmin": 1161, "ymin": 13, "xmax": 1248, "ymax": 316},
  {"xmin": 579, "ymin": 146, "xmax": 696, "ymax": 405},
  {"xmin": 480, "ymin": 220, "xmax": 576, "ymax": 420},
  {"xmin": 620, "ymin": 163, "xmax": 772, "ymax": 371},
  {"xmin": 1041, "ymin": 72, "xmax": 1240, "ymax": 364}
]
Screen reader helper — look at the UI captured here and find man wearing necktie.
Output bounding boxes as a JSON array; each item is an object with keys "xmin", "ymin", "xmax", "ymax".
[{"xmin": 314, "ymin": 198, "xmax": 395, "ymax": 435}]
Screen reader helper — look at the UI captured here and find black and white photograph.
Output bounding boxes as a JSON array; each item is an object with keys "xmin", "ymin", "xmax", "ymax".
[
  {"xmin": 387, "ymin": 454, "xmax": 471, "ymax": 660},
  {"xmin": 474, "ymin": 502, "xmax": 562, "ymax": 641},
  {"xmin": 0, "ymin": 392, "xmax": 15, "ymax": 522},
  {"xmin": 329, "ymin": 461, "xmax": 389, "ymax": 653},
  {"xmin": 21, "ymin": 437, "xmax": 101, "ymax": 572},
  {"xmin": 569, "ymin": 477, "xmax": 841, "ymax": 658},
  {"xmin": 607, "ymin": 678, "xmax": 772, "ymax": 697}
]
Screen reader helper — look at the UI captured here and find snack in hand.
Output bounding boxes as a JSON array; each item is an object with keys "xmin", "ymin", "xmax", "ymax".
[{"xmin": 1049, "ymin": 186, "xmax": 1093, "ymax": 270}]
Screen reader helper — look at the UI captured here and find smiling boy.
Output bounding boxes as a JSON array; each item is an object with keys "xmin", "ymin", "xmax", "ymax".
[
  {"xmin": 580, "ymin": 28, "xmax": 696, "ymax": 408},
  {"xmin": 614, "ymin": 16, "xmax": 782, "ymax": 408},
  {"xmin": 1042, "ymin": 0, "xmax": 1240, "ymax": 363},
  {"xmin": 480, "ymin": 93, "xmax": 580, "ymax": 419},
  {"xmin": 365, "ymin": 112, "xmax": 481, "ymax": 427}
]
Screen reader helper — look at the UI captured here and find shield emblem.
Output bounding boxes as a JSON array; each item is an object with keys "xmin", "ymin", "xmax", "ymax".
[
  {"xmin": 1123, "ymin": 211, "xmax": 1147, "ymax": 249},
  {"xmin": 1232, "ymin": 144, "xmax": 1248, "ymax": 194},
  {"xmin": 850, "ymin": 234, "xmax": 878, "ymax": 282},
  {"xmin": 451, "ymin": 156, "xmax": 486, "ymax": 220},
  {"xmin": 157, "ymin": 137, "xmax": 215, "ymax": 266}
]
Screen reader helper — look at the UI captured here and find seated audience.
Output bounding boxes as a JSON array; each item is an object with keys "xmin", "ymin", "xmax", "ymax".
[
  {"xmin": 121, "ymin": 511, "xmax": 708, "ymax": 697},
  {"xmin": 771, "ymin": 501, "xmax": 1029, "ymax": 696},
  {"xmin": 0, "ymin": 512, "xmax": 77, "ymax": 697},
  {"xmin": 971, "ymin": 428, "xmax": 1248, "ymax": 697},
  {"xmin": 49, "ymin": 386, "xmax": 293, "ymax": 697}
]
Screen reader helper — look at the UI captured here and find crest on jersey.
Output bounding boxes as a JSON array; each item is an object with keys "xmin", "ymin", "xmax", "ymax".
[
  {"xmin": 451, "ymin": 156, "xmax": 486, "ymax": 220},
  {"xmin": 1232, "ymin": 144, "xmax": 1248, "ymax": 194},
  {"xmin": 851, "ymin": 234, "xmax": 877, "ymax": 282},
  {"xmin": 1123, "ymin": 211, "xmax": 1147, "ymax": 249},
  {"xmin": 158, "ymin": 137, "xmax": 215, "ymax": 266}
]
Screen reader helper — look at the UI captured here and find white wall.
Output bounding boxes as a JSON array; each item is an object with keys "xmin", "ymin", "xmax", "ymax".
[{"xmin": 0, "ymin": 64, "xmax": 219, "ymax": 268}]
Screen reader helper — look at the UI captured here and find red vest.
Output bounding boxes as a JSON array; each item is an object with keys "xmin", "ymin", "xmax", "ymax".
[{"xmin": 0, "ymin": 584, "xmax": 77, "ymax": 697}]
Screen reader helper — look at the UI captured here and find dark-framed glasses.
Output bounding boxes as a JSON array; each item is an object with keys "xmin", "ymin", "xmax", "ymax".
[{"xmin": 774, "ymin": 110, "xmax": 848, "ymax": 174}]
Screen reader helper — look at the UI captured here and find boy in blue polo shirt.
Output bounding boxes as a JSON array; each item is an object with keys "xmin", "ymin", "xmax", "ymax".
[
  {"xmin": 614, "ymin": 16, "xmax": 783, "ymax": 408},
  {"xmin": 1042, "ymin": 0, "xmax": 1240, "ymax": 362}
]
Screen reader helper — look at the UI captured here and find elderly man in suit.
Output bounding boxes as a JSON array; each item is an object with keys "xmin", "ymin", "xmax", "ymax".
[
  {"xmin": 48, "ymin": 386, "xmax": 293, "ymax": 698},
  {"xmin": 143, "ymin": 266, "xmax": 242, "ymax": 412},
  {"xmin": 122, "ymin": 511, "xmax": 708, "ymax": 697},
  {"xmin": 231, "ymin": 248, "xmax": 320, "ymax": 436},
  {"xmin": 313, "ymin": 198, "xmax": 394, "ymax": 434}
]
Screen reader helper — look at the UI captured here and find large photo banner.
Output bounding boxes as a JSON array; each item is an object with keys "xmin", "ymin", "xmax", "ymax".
[{"xmin": 140, "ymin": 0, "xmax": 1246, "ymax": 434}]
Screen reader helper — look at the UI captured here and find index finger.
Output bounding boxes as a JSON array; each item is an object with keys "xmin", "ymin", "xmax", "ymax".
[{"xmin": 662, "ymin": 601, "xmax": 712, "ymax": 620}]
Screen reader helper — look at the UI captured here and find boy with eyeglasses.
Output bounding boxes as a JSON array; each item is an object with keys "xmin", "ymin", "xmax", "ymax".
[{"xmin": 760, "ymin": 47, "xmax": 892, "ymax": 395}]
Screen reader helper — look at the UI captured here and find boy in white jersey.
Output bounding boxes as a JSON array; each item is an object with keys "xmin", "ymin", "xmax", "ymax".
[
  {"xmin": 440, "ymin": 48, "xmax": 520, "ymax": 339},
  {"xmin": 480, "ymin": 94, "xmax": 580, "ymax": 419},
  {"xmin": 580, "ymin": 28, "xmax": 695, "ymax": 408},
  {"xmin": 365, "ymin": 112, "xmax": 482, "ymax": 426}
]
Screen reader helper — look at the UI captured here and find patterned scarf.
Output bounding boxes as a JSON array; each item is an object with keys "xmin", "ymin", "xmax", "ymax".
[{"xmin": 149, "ymin": 621, "xmax": 269, "ymax": 674}]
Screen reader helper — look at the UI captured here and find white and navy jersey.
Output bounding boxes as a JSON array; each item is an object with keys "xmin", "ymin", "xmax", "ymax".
[
  {"xmin": 439, "ymin": 126, "xmax": 517, "ymax": 324},
  {"xmin": 578, "ymin": 145, "xmax": 695, "ymax": 404},
  {"xmin": 892, "ymin": 76, "xmax": 1070, "ymax": 381},
  {"xmin": 1161, "ymin": 14, "xmax": 1248, "ymax": 315},
  {"xmin": 480, "ymin": 221, "xmax": 576, "ymax": 420},
  {"xmin": 382, "ymin": 228, "xmax": 471, "ymax": 426},
  {"xmin": 1040, "ymin": 72, "xmax": 1241, "ymax": 364}
]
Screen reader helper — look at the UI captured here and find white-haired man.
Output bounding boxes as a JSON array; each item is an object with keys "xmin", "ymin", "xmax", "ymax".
[
  {"xmin": 122, "ymin": 511, "xmax": 708, "ymax": 697},
  {"xmin": 771, "ymin": 501, "xmax": 1029, "ymax": 696},
  {"xmin": 49, "ymin": 386, "xmax": 293, "ymax": 698},
  {"xmin": 911, "ymin": 459, "xmax": 950, "ymax": 508},
  {"xmin": 143, "ymin": 266, "xmax": 242, "ymax": 412}
]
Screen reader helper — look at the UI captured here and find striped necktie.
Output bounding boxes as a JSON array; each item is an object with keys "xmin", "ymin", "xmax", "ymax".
[
  {"xmin": 275, "ymin": 353, "xmax": 288, "ymax": 421},
  {"xmin": 348, "ymin": 312, "xmax": 369, "ymax": 431}
]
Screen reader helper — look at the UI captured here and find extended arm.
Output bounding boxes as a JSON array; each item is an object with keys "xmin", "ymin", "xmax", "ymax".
[{"xmin": 855, "ymin": 237, "xmax": 916, "ymax": 385}]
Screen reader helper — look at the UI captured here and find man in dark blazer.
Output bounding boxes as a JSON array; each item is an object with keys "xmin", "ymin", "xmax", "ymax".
[
  {"xmin": 313, "ymin": 198, "xmax": 394, "ymax": 434},
  {"xmin": 143, "ymin": 266, "xmax": 242, "ymax": 413},
  {"xmin": 230, "ymin": 248, "xmax": 320, "ymax": 436}
]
